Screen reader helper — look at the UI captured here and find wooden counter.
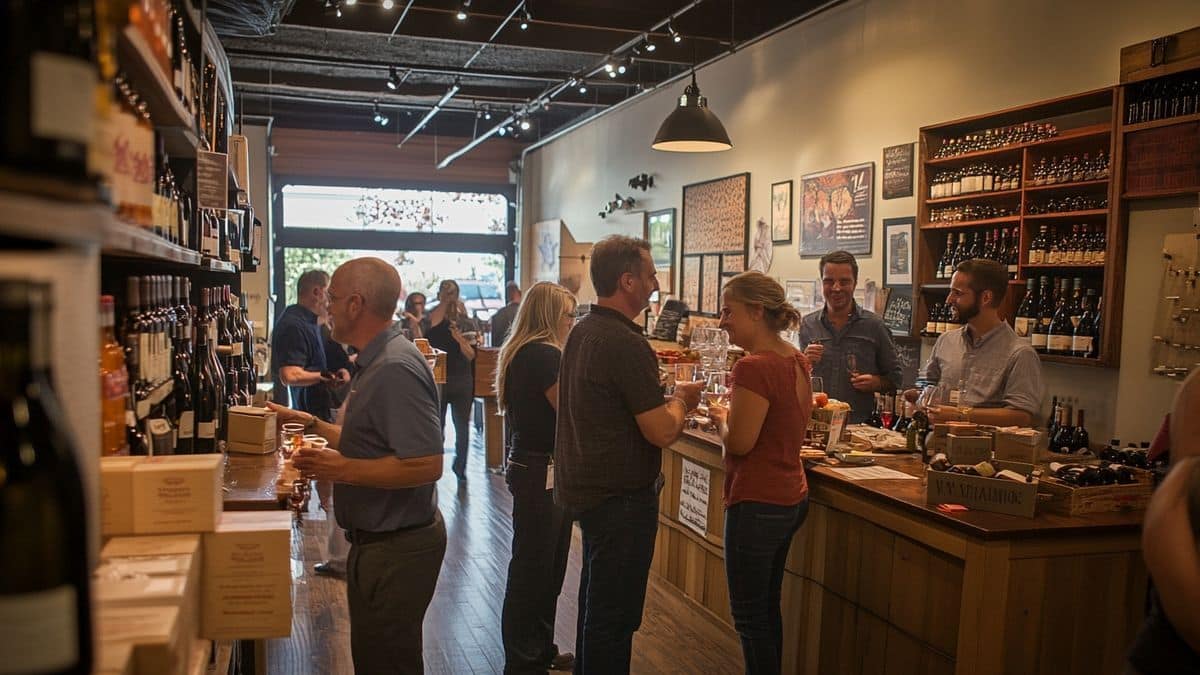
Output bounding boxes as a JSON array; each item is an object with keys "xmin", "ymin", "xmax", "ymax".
[
  {"xmin": 223, "ymin": 453, "xmax": 286, "ymax": 511},
  {"xmin": 653, "ymin": 431, "xmax": 1146, "ymax": 675}
]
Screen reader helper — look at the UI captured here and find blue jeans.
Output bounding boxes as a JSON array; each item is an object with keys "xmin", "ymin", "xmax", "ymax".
[
  {"xmin": 574, "ymin": 485, "xmax": 661, "ymax": 675},
  {"xmin": 724, "ymin": 500, "xmax": 810, "ymax": 675}
]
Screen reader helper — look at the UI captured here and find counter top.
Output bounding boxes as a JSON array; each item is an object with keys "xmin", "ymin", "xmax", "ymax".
[
  {"xmin": 675, "ymin": 429, "xmax": 1144, "ymax": 540},
  {"xmin": 223, "ymin": 453, "xmax": 286, "ymax": 511}
]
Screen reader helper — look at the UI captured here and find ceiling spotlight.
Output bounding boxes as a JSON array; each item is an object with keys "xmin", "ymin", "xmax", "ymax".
[
  {"xmin": 483, "ymin": 107, "xmax": 492, "ymax": 120},
  {"xmin": 498, "ymin": 126, "xmax": 507, "ymax": 136},
  {"xmin": 608, "ymin": 70, "xmax": 617, "ymax": 79},
  {"xmin": 579, "ymin": 83, "xmax": 587, "ymax": 94},
  {"xmin": 336, "ymin": 6, "xmax": 342, "ymax": 17},
  {"xmin": 382, "ymin": 0, "xmax": 393, "ymax": 8},
  {"xmin": 519, "ymin": 7, "xmax": 531, "ymax": 29},
  {"xmin": 345, "ymin": 0, "xmax": 356, "ymax": 5},
  {"xmin": 386, "ymin": 65, "xmax": 401, "ymax": 90},
  {"xmin": 604, "ymin": 63, "xmax": 614, "ymax": 73},
  {"xmin": 456, "ymin": 0, "xmax": 470, "ymax": 20},
  {"xmin": 519, "ymin": 118, "xmax": 531, "ymax": 131},
  {"xmin": 372, "ymin": 101, "xmax": 389, "ymax": 126},
  {"xmin": 617, "ymin": 62, "xmax": 627, "ymax": 74},
  {"xmin": 379, "ymin": 114, "xmax": 389, "ymax": 126},
  {"xmin": 644, "ymin": 36, "xmax": 656, "ymax": 52},
  {"xmin": 668, "ymin": 21, "xmax": 682, "ymax": 43}
]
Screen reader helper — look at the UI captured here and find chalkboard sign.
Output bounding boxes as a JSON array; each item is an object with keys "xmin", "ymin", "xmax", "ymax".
[
  {"xmin": 892, "ymin": 336, "xmax": 921, "ymax": 389},
  {"xmin": 652, "ymin": 299, "xmax": 687, "ymax": 341},
  {"xmin": 882, "ymin": 143, "xmax": 914, "ymax": 200},
  {"xmin": 881, "ymin": 287, "xmax": 913, "ymax": 335},
  {"xmin": 197, "ymin": 150, "xmax": 229, "ymax": 210}
]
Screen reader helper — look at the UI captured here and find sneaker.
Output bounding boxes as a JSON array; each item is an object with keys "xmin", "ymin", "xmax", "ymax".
[
  {"xmin": 313, "ymin": 561, "xmax": 345, "ymax": 580},
  {"xmin": 549, "ymin": 652, "xmax": 575, "ymax": 671}
]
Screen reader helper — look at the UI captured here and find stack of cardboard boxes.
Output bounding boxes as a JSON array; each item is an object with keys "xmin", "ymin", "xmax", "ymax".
[{"xmin": 97, "ymin": 418, "xmax": 292, "ymax": 675}]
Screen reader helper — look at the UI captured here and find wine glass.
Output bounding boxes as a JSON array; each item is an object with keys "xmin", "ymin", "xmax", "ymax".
[
  {"xmin": 704, "ymin": 371, "xmax": 730, "ymax": 409},
  {"xmin": 846, "ymin": 353, "xmax": 859, "ymax": 379},
  {"xmin": 280, "ymin": 423, "xmax": 305, "ymax": 459}
]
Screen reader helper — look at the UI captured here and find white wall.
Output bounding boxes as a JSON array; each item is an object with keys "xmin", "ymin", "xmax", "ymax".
[
  {"xmin": 239, "ymin": 123, "xmax": 273, "ymax": 357},
  {"xmin": 522, "ymin": 0, "xmax": 1200, "ymax": 442}
]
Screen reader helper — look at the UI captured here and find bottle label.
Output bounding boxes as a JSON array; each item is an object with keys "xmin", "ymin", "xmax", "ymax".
[
  {"xmin": 924, "ymin": 321, "xmax": 936, "ymax": 334},
  {"xmin": 178, "ymin": 411, "xmax": 195, "ymax": 439},
  {"xmin": 198, "ymin": 421, "xmax": 216, "ymax": 439},
  {"xmin": 0, "ymin": 586, "xmax": 79, "ymax": 673},
  {"xmin": 1014, "ymin": 317, "xmax": 1031, "ymax": 338},
  {"xmin": 1031, "ymin": 332, "xmax": 1048, "ymax": 349},
  {"xmin": 1070, "ymin": 315, "xmax": 1082, "ymax": 329},
  {"xmin": 1029, "ymin": 250, "xmax": 1043, "ymax": 264},
  {"xmin": 1071, "ymin": 336, "xmax": 1094, "ymax": 354},
  {"xmin": 31, "ymin": 52, "xmax": 95, "ymax": 146},
  {"xmin": 1047, "ymin": 335, "xmax": 1072, "ymax": 352}
]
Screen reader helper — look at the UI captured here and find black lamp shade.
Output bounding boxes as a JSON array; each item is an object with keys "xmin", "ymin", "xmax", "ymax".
[{"xmin": 652, "ymin": 77, "xmax": 732, "ymax": 152}]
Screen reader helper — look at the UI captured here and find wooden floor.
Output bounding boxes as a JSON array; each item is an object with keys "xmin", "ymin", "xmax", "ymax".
[{"xmin": 268, "ymin": 426, "xmax": 743, "ymax": 674}]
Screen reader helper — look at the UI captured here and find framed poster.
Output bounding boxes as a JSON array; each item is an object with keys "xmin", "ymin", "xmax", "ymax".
[
  {"xmin": 882, "ymin": 143, "xmax": 914, "ymax": 200},
  {"xmin": 681, "ymin": 172, "xmax": 750, "ymax": 258},
  {"xmin": 681, "ymin": 256, "xmax": 701, "ymax": 312},
  {"xmin": 722, "ymin": 253, "xmax": 745, "ymax": 275},
  {"xmin": 700, "ymin": 254, "xmax": 721, "ymax": 315},
  {"xmin": 883, "ymin": 217, "xmax": 914, "ymax": 286},
  {"xmin": 785, "ymin": 279, "xmax": 818, "ymax": 313},
  {"xmin": 530, "ymin": 219, "xmax": 561, "ymax": 282},
  {"xmin": 645, "ymin": 208, "xmax": 676, "ymax": 291},
  {"xmin": 799, "ymin": 162, "xmax": 875, "ymax": 257},
  {"xmin": 771, "ymin": 180, "xmax": 793, "ymax": 243},
  {"xmin": 749, "ymin": 217, "xmax": 773, "ymax": 273}
]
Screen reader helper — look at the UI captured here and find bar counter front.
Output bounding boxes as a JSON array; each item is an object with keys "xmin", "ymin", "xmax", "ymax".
[{"xmin": 653, "ymin": 429, "xmax": 1146, "ymax": 675}]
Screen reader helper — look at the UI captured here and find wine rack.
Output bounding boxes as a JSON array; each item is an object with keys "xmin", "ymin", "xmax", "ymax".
[{"xmin": 913, "ymin": 88, "xmax": 1126, "ymax": 368}]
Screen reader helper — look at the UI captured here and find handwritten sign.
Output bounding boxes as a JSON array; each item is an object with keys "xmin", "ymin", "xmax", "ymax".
[
  {"xmin": 882, "ymin": 288, "xmax": 913, "ymax": 335},
  {"xmin": 679, "ymin": 458, "xmax": 710, "ymax": 536},
  {"xmin": 883, "ymin": 143, "xmax": 914, "ymax": 200},
  {"xmin": 196, "ymin": 150, "xmax": 229, "ymax": 210},
  {"xmin": 893, "ymin": 336, "xmax": 921, "ymax": 389}
]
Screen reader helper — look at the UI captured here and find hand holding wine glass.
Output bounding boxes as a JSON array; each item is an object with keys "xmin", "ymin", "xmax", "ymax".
[{"xmin": 705, "ymin": 371, "xmax": 730, "ymax": 409}]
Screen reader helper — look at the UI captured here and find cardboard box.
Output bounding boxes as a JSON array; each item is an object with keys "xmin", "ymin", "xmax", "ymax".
[
  {"xmin": 946, "ymin": 433, "xmax": 993, "ymax": 465},
  {"xmin": 95, "ymin": 640, "xmax": 135, "ymax": 675},
  {"xmin": 226, "ymin": 406, "xmax": 276, "ymax": 455},
  {"xmin": 102, "ymin": 534, "xmax": 201, "ymax": 560},
  {"xmin": 187, "ymin": 639, "xmax": 212, "ymax": 675},
  {"xmin": 202, "ymin": 511, "xmax": 293, "ymax": 640},
  {"xmin": 926, "ymin": 468, "xmax": 1039, "ymax": 518},
  {"xmin": 993, "ymin": 428, "xmax": 1047, "ymax": 464},
  {"xmin": 98, "ymin": 605, "xmax": 185, "ymax": 675},
  {"xmin": 132, "ymin": 455, "xmax": 224, "ymax": 534},
  {"xmin": 97, "ymin": 552, "xmax": 200, "ymax": 642},
  {"xmin": 101, "ymin": 457, "xmax": 144, "ymax": 536}
]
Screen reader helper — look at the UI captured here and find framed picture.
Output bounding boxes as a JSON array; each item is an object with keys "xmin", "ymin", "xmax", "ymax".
[
  {"xmin": 882, "ymin": 143, "xmax": 914, "ymax": 200},
  {"xmin": 701, "ymin": 254, "xmax": 721, "ymax": 315},
  {"xmin": 681, "ymin": 256, "xmax": 701, "ymax": 312},
  {"xmin": 785, "ymin": 279, "xmax": 818, "ymax": 313},
  {"xmin": 883, "ymin": 217, "xmax": 914, "ymax": 286},
  {"xmin": 681, "ymin": 172, "xmax": 750, "ymax": 258},
  {"xmin": 771, "ymin": 180, "xmax": 793, "ymax": 243},
  {"xmin": 799, "ymin": 162, "xmax": 874, "ymax": 257},
  {"xmin": 645, "ymin": 208, "xmax": 676, "ymax": 291}
]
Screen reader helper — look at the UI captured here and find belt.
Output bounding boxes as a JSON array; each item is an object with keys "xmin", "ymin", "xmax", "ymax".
[{"xmin": 345, "ymin": 519, "xmax": 435, "ymax": 545}]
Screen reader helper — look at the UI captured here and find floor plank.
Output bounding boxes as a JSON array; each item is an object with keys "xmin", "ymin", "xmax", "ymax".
[{"xmin": 267, "ymin": 421, "xmax": 742, "ymax": 674}]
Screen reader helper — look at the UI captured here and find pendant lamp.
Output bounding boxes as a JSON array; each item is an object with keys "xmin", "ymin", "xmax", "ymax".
[{"xmin": 651, "ymin": 69, "xmax": 732, "ymax": 152}]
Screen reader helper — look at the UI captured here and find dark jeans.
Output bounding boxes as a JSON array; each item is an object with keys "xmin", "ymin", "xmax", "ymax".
[
  {"xmin": 440, "ymin": 380, "xmax": 473, "ymax": 476},
  {"xmin": 724, "ymin": 500, "xmax": 810, "ymax": 675},
  {"xmin": 575, "ymin": 484, "xmax": 661, "ymax": 675},
  {"xmin": 502, "ymin": 454, "xmax": 574, "ymax": 674},
  {"xmin": 346, "ymin": 512, "xmax": 447, "ymax": 675}
]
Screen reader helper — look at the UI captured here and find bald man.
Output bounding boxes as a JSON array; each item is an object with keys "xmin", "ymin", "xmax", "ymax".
[{"xmin": 269, "ymin": 258, "xmax": 446, "ymax": 674}]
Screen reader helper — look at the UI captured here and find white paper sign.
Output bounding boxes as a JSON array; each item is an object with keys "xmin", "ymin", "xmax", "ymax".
[
  {"xmin": 830, "ymin": 466, "xmax": 919, "ymax": 481},
  {"xmin": 679, "ymin": 459, "xmax": 710, "ymax": 536}
]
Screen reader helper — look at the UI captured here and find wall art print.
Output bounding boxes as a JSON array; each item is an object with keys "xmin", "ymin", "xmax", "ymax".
[
  {"xmin": 701, "ymin": 254, "xmax": 721, "ymax": 315},
  {"xmin": 681, "ymin": 172, "xmax": 750, "ymax": 257},
  {"xmin": 749, "ymin": 217, "xmax": 773, "ymax": 273},
  {"xmin": 771, "ymin": 180, "xmax": 793, "ymax": 243},
  {"xmin": 883, "ymin": 217, "xmax": 914, "ymax": 286},
  {"xmin": 722, "ymin": 253, "xmax": 745, "ymax": 275},
  {"xmin": 681, "ymin": 256, "xmax": 701, "ymax": 312},
  {"xmin": 800, "ymin": 162, "xmax": 874, "ymax": 257},
  {"xmin": 530, "ymin": 219, "xmax": 561, "ymax": 282},
  {"xmin": 645, "ymin": 208, "xmax": 676, "ymax": 291}
]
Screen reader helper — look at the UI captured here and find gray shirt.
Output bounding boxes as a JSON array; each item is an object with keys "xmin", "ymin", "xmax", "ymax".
[
  {"xmin": 334, "ymin": 321, "xmax": 443, "ymax": 532},
  {"xmin": 798, "ymin": 303, "xmax": 902, "ymax": 424},
  {"xmin": 920, "ymin": 321, "xmax": 1044, "ymax": 420}
]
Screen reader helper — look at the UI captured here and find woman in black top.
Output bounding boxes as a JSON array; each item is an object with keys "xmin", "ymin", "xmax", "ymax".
[
  {"xmin": 496, "ymin": 282, "xmax": 577, "ymax": 675},
  {"xmin": 425, "ymin": 279, "xmax": 480, "ymax": 481}
]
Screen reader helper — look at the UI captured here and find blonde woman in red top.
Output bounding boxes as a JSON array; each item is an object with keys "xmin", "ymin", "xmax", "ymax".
[{"xmin": 708, "ymin": 271, "xmax": 812, "ymax": 675}]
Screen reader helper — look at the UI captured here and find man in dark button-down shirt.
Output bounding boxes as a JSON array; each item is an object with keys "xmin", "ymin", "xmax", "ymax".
[
  {"xmin": 798, "ymin": 251, "xmax": 902, "ymax": 423},
  {"xmin": 270, "ymin": 258, "xmax": 445, "ymax": 675},
  {"xmin": 556, "ymin": 235, "xmax": 702, "ymax": 674},
  {"xmin": 270, "ymin": 269, "xmax": 349, "ymax": 421}
]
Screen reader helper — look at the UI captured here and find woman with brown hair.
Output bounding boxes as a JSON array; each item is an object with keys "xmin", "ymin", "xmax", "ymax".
[
  {"xmin": 426, "ymin": 279, "xmax": 480, "ymax": 481},
  {"xmin": 495, "ymin": 281, "xmax": 577, "ymax": 674},
  {"xmin": 708, "ymin": 271, "xmax": 812, "ymax": 675}
]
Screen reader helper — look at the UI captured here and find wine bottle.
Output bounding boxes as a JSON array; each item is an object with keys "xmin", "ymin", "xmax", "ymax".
[
  {"xmin": 1072, "ymin": 289, "xmax": 1097, "ymax": 358},
  {"xmin": 0, "ymin": 280, "xmax": 93, "ymax": 674},
  {"xmin": 941, "ymin": 233, "xmax": 956, "ymax": 279},
  {"xmin": 173, "ymin": 315, "xmax": 195, "ymax": 454},
  {"xmin": 1031, "ymin": 276, "xmax": 1052, "ymax": 353},
  {"xmin": 1046, "ymin": 280, "xmax": 1074, "ymax": 355},
  {"xmin": 99, "ymin": 295, "xmax": 130, "ymax": 457},
  {"xmin": 865, "ymin": 395, "xmax": 884, "ymax": 428},
  {"xmin": 193, "ymin": 319, "xmax": 220, "ymax": 453},
  {"xmin": 1070, "ymin": 409, "xmax": 1090, "ymax": 453},
  {"xmin": 1014, "ymin": 278, "xmax": 1036, "ymax": 345},
  {"xmin": 1052, "ymin": 404, "xmax": 1075, "ymax": 453}
]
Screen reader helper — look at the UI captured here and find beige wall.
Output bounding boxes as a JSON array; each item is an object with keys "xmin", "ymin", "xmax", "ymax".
[
  {"xmin": 240, "ymin": 122, "xmax": 273, "ymax": 341},
  {"xmin": 521, "ymin": 0, "xmax": 1200, "ymax": 442}
]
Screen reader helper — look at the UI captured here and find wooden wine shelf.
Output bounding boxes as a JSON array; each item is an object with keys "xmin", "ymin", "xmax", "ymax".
[
  {"xmin": 920, "ymin": 216, "xmax": 1020, "ymax": 230},
  {"xmin": 102, "ymin": 221, "xmax": 202, "ymax": 266},
  {"xmin": 202, "ymin": 257, "xmax": 239, "ymax": 274},
  {"xmin": 1120, "ymin": 111, "xmax": 1200, "ymax": 133},
  {"xmin": 1021, "ymin": 263, "xmax": 1106, "ymax": 270},
  {"xmin": 0, "ymin": 189, "xmax": 107, "ymax": 246},
  {"xmin": 1038, "ymin": 353, "xmax": 1110, "ymax": 368},
  {"xmin": 925, "ymin": 124, "xmax": 1113, "ymax": 166},
  {"xmin": 117, "ymin": 26, "xmax": 199, "ymax": 159},
  {"xmin": 1022, "ymin": 179, "xmax": 1110, "ymax": 192},
  {"xmin": 925, "ymin": 189, "xmax": 1022, "ymax": 205},
  {"xmin": 1023, "ymin": 209, "xmax": 1109, "ymax": 220}
]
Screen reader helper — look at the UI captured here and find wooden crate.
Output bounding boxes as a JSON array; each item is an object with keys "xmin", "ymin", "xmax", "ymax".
[
  {"xmin": 946, "ymin": 433, "xmax": 993, "ymax": 465},
  {"xmin": 1038, "ymin": 475, "xmax": 1152, "ymax": 515},
  {"xmin": 926, "ymin": 468, "xmax": 1039, "ymax": 518},
  {"xmin": 1120, "ymin": 25, "xmax": 1200, "ymax": 84},
  {"xmin": 474, "ymin": 346, "xmax": 499, "ymax": 397}
]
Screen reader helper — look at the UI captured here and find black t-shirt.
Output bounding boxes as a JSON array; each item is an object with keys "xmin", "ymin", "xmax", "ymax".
[
  {"xmin": 504, "ymin": 342, "xmax": 560, "ymax": 457},
  {"xmin": 425, "ymin": 316, "xmax": 478, "ymax": 391}
]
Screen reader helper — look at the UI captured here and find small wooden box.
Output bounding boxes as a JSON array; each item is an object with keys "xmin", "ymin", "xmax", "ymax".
[
  {"xmin": 946, "ymin": 433, "xmax": 993, "ymax": 465},
  {"xmin": 474, "ymin": 346, "xmax": 499, "ymax": 397},
  {"xmin": 1037, "ymin": 471, "xmax": 1154, "ymax": 515},
  {"xmin": 993, "ymin": 429, "xmax": 1047, "ymax": 464},
  {"xmin": 926, "ymin": 469, "xmax": 1039, "ymax": 518}
]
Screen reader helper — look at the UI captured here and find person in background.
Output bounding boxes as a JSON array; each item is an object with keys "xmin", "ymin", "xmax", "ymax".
[
  {"xmin": 1127, "ymin": 368, "xmax": 1200, "ymax": 674},
  {"xmin": 401, "ymin": 291, "xmax": 426, "ymax": 339},
  {"xmin": 496, "ymin": 282, "xmax": 577, "ymax": 674},
  {"xmin": 555, "ymin": 235, "xmax": 703, "ymax": 674},
  {"xmin": 427, "ymin": 279, "xmax": 481, "ymax": 481},
  {"xmin": 798, "ymin": 250, "xmax": 900, "ymax": 424},
  {"xmin": 708, "ymin": 272, "xmax": 812, "ymax": 675},
  {"xmin": 490, "ymin": 281, "xmax": 523, "ymax": 347},
  {"xmin": 270, "ymin": 269, "xmax": 350, "ymax": 418},
  {"xmin": 906, "ymin": 258, "xmax": 1043, "ymax": 426},
  {"xmin": 312, "ymin": 321, "xmax": 356, "ymax": 580},
  {"xmin": 268, "ymin": 258, "xmax": 445, "ymax": 675}
]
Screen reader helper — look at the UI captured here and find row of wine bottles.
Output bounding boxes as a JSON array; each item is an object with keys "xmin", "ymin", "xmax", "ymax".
[
  {"xmin": 1029, "ymin": 152, "xmax": 1110, "ymax": 186},
  {"xmin": 930, "ymin": 122, "xmax": 1058, "ymax": 159},
  {"xmin": 1027, "ymin": 224, "xmax": 1107, "ymax": 265},
  {"xmin": 928, "ymin": 163, "xmax": 1022, "ymax": 198},
  {"xmin": 934, "ymin": 229, "xmax": 1020, "ymax": 279},
  {"xmin": 1026, "ymin": 194, "xmax": 1107, "ymax": 215},
  {"xmin": 100, "ymin": 275, "xmax": 257, "ymax": 457},
  {"xmin": 1045, "ymin": 395, "xmax": 1090, "ymax": 453},
  {"xmin": 921, "ymin": 302, "xmax": 963, "ymax": 337},
  {"xmin": 928, "ymin": 203, "xmax": 1018, "ymax": 224},
  {"xmin": 1124, "ymin": 71, "xmax": 1200, "ymax": 125},
  {"xmin": 1014, "ymin": 276, "xmax": 1102, "ymax": 358}
]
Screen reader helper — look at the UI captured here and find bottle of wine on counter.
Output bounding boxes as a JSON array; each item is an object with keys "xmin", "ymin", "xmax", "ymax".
[
  {"xmin": 1069, "ymin": 409, "xmax": 1090, "ymax": 453},
  {"xmin": 0, "ymin": 281, "xmax": 93, "ymax": 674},
  {"xmin": 1051, "ymin": 403, "xmax": 1075, "ymax": 453}
]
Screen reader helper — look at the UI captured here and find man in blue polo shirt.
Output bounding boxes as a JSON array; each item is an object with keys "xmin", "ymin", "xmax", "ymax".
[
  {"xmin": 271, "ymin": 258, "xmax": 445, "ymax": 675},
  {"xmin": 270, "ymin": 269, "xmax": 349, "ymax": 420}
]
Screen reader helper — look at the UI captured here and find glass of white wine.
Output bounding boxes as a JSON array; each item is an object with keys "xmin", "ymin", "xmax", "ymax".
[{"xmin": 705, "ymin": 371, "xmax": 730, "ymax": 409}]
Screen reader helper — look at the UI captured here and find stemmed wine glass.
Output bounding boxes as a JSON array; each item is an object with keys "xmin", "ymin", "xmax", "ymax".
[
  {"xmin": 846, "ymin": 354, "xmax": 859, "ymax": 380},
  {"xmin": 705, "ymin": 371, "xmax": 730, "ymax": 409}
]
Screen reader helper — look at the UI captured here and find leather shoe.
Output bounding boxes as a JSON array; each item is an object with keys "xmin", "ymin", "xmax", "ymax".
[
  {"xmin": 549, "ymin": 652, "xmax": 575, "ymax": 671},
  {"xmin": 313, "ymin": 561, "xmax": 345, "ymax": 579}
]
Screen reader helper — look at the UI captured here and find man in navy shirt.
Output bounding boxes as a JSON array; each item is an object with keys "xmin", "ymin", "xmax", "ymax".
[{"xmin": 270, "ymin": 269, "xmax": 350, "ymax": 421}]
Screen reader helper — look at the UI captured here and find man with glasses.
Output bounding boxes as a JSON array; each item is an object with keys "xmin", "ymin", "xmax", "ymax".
[
  {"xmin": 270, "ymin": 269, "xmax": 350, "ymax": 420},
  {"xmin": 798, "ymin": 250, "xmax": 902, "ymax": 423},
  {"xmin": 269, "ymin": 258, "xmax": 446, "ymax": 674}
]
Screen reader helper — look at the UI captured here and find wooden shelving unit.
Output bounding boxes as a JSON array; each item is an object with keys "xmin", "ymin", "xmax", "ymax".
[{"xmin": 914, "ymin": 87, "xmax": 1125, "ymax": 368}]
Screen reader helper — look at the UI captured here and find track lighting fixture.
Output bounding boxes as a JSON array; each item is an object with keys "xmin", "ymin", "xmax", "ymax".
[
  {"xmin": 668, "ymin": 21, "xmax": 681, "ymax": 43},
  {"xmin": 644, "ymin": 35, "xmax": 656, "ymax": 52},
  {"xmin": 386, "ymin": 65, "xmax": 401, "ymax": 90},
  {"xmin": 519, "ymin": 118, "xmax": 531, "ymax": 131},
  {"xmin": 519, "ymin": 7, "xmax": 531, "ymax": 30},
  {"xmin": 345, "ymin": 0, "xmax": 356, "ymax": 5},
  {"xmin": 372, "ymin": 102, "xmax": 389, "ymax": 127},
  {"xmin": 498, "ymin": 126, "xmax": 507, "ymax": 136},
  {"xmin": 382, "ymin": 0, "xmax": 394, "ymax": 9},
  {"xmin": 579, "ymin": 83, "xmax": 587, "ymax": 94},
  {"xmin": 604, "ymin": 63, "xmax": 614, "ymax": 73},
  {"xmin": 456, "ymin": 0, "xmax": 470, "ymax": 20},
  {"xmin": 617, "ymin": 62, "xmax": 627, "ymax": 75}
]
